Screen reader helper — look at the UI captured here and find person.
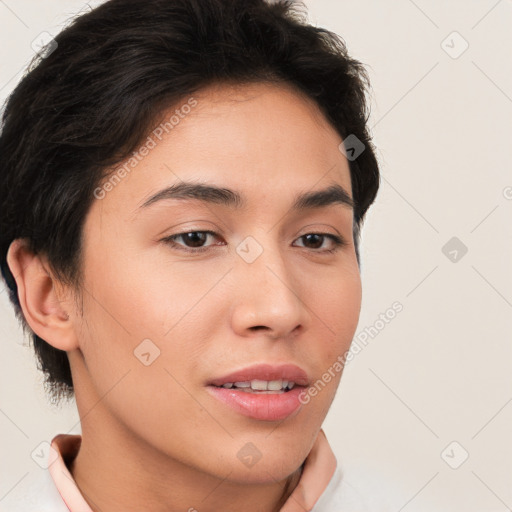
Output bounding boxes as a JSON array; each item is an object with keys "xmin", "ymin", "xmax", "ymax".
[{"xmin": 0, "ymin": 0, "xmax": 382, "ymax": 510}]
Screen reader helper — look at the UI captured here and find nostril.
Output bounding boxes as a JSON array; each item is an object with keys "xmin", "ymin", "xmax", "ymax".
[{"xmin": 249, "ymin": 326, "xmax": 268, "ymax": 331}]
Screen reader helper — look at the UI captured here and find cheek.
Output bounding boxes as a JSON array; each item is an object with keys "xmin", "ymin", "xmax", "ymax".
[
  {"xmin": 293, "ymin": 267, "xmax": 361, "ymax": 411},
  {"xmin": 336, "ymin": 278, "xmax": 362, "ymax": 344},
  {"xmin": 101, "ymin": 241, "xmax": 229, "ymax": 338},
  {"xmin": 73, "ymin": 279, "xmax": 225, "ymax": 471},
  {"xmin": 76, "ymin": 248, "xmax": 217, "ymax": 391},
  {"xmin": 311, "ymin": 267, "xmax": 362, "ymax": 355},
  {"xmin": 75, "ymin": 282, "xmax": 207, "ymax": 433}
]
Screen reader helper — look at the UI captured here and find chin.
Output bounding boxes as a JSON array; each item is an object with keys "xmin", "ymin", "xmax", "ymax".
[
  {"xmin": 224, "ymin": 458, "xmax": 303, "ymax": 486},
  {"xmin": 220, "ymin": 436, "xmax": 309, "ymax": 485}
]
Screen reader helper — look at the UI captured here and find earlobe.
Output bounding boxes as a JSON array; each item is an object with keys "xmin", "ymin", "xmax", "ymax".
[{"xmin": 6, "ymin": 238, "xmax": 79, "ymax": 351}]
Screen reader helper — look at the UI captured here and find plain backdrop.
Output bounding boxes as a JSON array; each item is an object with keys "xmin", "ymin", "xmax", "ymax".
[{"xmin": 1, "ymin": 1, "xmax": 511, "ymax": 511}]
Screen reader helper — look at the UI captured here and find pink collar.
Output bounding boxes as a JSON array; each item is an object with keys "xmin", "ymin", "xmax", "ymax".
[{"xmin": 49, "ymin": 434, "xmax": 93, "ymax": 512}]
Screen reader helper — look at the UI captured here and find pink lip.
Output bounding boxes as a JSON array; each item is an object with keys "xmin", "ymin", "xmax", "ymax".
[
  {"xmin": 206, "ymin": 363, "xmax": 310, "ymax": 421},
  {"xmin": 206, "ymin": 385, "xmax": 305, "ymax": 421},
  {"xmin": 207, "ymin": 363, "xmax": 310, "ymax": 387}
]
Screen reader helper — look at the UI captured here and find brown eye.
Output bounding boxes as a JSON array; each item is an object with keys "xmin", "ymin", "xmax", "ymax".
[
  {"xmin": 161, "ymin": 230, "xmax": 223, "ymax": 253},
  {"xmin": 176, "ymin": 232, "xmax": 209, "ymax": 247},
  {"xmin": 294, "ymin": 233, "xmax": 345, "ymax": 253}
]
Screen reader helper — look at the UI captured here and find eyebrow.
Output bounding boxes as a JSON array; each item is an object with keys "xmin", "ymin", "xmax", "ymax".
[{"xmin": 136, "ymin": 181, "xmax": 354, "ymax": 213}]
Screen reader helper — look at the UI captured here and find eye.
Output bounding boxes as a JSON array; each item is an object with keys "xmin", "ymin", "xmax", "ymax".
[
  {"xmin": 161, "ymin": 230, "xmax": 346, "ymax": 254},
  {"xmin": 161, "ymin": 230, "xmax": 222, "ymax": 253},
  {"xmin": 293, "ymin": 233, "xmax": 346, "ymax": 253}
]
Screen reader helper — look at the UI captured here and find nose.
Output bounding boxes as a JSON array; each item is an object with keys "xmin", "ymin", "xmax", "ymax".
[{"xmin": 229, "ymin": 236, "xmax": 311, "ymax": 340}]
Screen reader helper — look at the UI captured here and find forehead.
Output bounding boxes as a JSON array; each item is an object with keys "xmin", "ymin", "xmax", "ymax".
[{"xmin": 94, "ymin": 81, "xmax": 352, "ymax": 216}]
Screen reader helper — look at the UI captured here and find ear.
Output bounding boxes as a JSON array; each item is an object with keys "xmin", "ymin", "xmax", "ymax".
[{"xmin": 6, "ymin": 238, "xmax": 79, "ymax": 351}]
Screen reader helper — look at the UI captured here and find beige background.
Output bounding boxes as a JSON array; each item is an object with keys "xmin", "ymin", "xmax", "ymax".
[{"xmin": 1, "ymin": 1, "xmax": 511, "ymax": 510}]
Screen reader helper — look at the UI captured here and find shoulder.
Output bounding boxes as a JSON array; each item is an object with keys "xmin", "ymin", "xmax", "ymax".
[{"xmin": 1, "ymin": 466, "xmax": 70, "ymax": 512}]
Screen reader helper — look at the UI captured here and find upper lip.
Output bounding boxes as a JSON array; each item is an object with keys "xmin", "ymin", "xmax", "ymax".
[{"xmin": 208, "ymin": 363, "xmax": 310, "ymax": 387}]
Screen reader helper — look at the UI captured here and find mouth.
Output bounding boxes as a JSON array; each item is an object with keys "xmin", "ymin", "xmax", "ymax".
[
  {"xmin": 210, "ymin": 379, "xmax": 299, "ymax": 394},
  {"xmin": 205, "ymin": 363, "xmax": 310, "ymax": 421},
  {"xmin": 207, "ymin": 362, "xmax": 310, "ymax": 388}
]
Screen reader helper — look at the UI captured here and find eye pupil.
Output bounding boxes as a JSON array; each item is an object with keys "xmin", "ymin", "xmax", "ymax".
[
  {"xmin": 303, "ymin": 233, "xmax": 323, "ymax": 249},
  {"xmin": 183, "ymin": 232, "xmax": 207, "ymax": 247}
]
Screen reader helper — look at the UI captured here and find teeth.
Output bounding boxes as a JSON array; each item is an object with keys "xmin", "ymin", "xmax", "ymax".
[
  {"xmin": 252, "ymin": 379, "xmax": 270, "ymax": 390},
  {"xmin": 218, "ymin": 380, "xmax": 296, "ymax": 391},
  {"xmin": 267, "ymin": 380, "xmax": 283, "ymax": 391}
]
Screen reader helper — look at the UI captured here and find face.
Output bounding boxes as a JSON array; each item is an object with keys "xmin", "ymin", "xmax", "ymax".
[{"xmin": 71, "ymin": 81, "xmax": 362, "ymax": 483}]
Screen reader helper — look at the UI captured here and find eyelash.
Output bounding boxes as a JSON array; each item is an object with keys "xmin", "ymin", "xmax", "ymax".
[{"xmin": 161, "ymin": 230, "xmax": 346, "ymax": 254}]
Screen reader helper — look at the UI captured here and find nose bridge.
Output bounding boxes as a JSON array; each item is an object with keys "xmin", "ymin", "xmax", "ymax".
[
  {"xmin": 236, "ymin": 233, "xmax": 293, "ymax": 294},
  {"xmin": 230, "ymin": 232, "xmax": 308, "ymax": 336}
]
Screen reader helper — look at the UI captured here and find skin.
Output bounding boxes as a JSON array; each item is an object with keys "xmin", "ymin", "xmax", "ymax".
[{"xmin": 7, "ymin": 81, "xmax": 362, "ymax": 512}]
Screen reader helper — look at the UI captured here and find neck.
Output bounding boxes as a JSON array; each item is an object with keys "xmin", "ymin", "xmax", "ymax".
[
  {"xmin": 68, "ymin": 399, "xmax": 303, "ymax": 512},
  {"xmin": 69, "ymin": 429, "xmax": 303, "ymax": 512}
]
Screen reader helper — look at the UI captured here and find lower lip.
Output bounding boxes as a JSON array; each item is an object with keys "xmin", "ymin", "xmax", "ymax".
[{"xmin": 206, "ymin": 385, "xmax": 305, "ymax": 421}]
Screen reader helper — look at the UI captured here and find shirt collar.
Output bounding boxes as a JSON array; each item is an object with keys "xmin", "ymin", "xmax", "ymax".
[
  {"xmin": 280, "ymin": 428, "xmax": 338, "ymax": 511},
  {"xmin": 49, "ymin": 434, "xmax": 93, "ymax": 512}
]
